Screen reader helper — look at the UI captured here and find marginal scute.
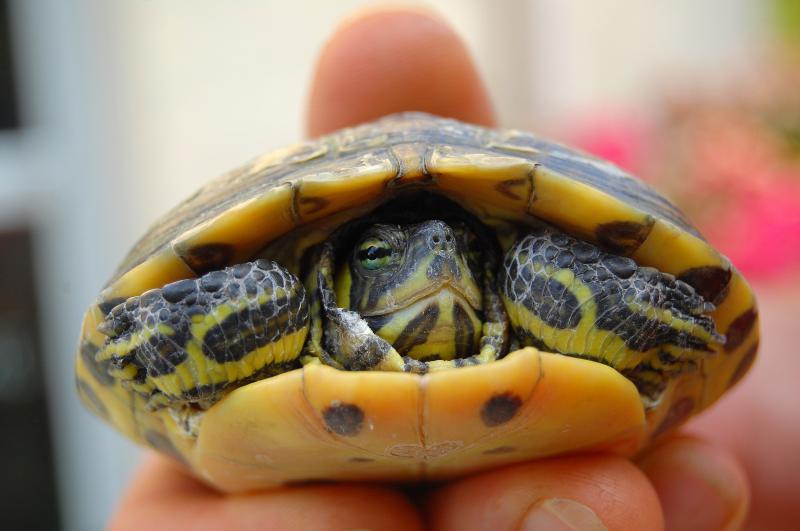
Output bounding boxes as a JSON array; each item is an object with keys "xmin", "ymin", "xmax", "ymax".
[
  {"xmin": 428, "ymin": 145, "xmax": 535, "ymax": 219},
  {"xmin": 144, "ymin": 430, "xmax": 188, "ymax": 465},
  {"xmin": 296, "ymin": 196, "xmax": 330, "ymax": 217},
  {"xmin": 724, "ymin": 308, "xmax": 758, "ymax": 352},
  {"xmin": 653, "ymin": 396, "xmax": 695, "ymax": 437},
  {"xmin": 729, "ymin": 342, "xmax": 758, "ymax": 388},
  {"xmin": 79, "ymin": 341, "xmax": 115, "ymax": 386},
  {"xmin": 292, "ymin": 151, "xmax": 397, "ymax": 223},
  {"xmin": 495, "ymin": 178, "xmax": 529, "ymax": 201},
  {"xmin": 389, "ymin": 143, "xmax": 430, "ymax": 185},
  {"xmin": 677, "ymin": 266, "xmax": 733, "ymax": 306},
  {"xmin": 595, "ymin": 220, "xmax": 653, "ymax": 255},
  {"xmin": 101, "ymin": 250, "xmax": 196, "ymax": 304},
  {"xmin": 530, "ymin": 166, "xmax": 654, "ymax": 245},
  {"xmin": 182, "ymin": 243, "xmax": 235, "ymax": 274},
  {"xmin": 76, "ymin": 378, "xmax": 109, "ymax": 419},
  {"xmin": 173, "ymin": 183, "xmax": 295, "ymax": 270}
]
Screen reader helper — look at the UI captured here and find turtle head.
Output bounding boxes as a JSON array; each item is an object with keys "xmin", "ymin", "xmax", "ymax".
[{"xmin": 335, "ymin": 220, "xmax": 484, "ymax": 361}]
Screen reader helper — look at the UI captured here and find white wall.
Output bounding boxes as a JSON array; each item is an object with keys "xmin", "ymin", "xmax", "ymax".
[
  {"xmin": 528, "ymin": 0, "xmax": 768, "ymax": 127},
  {"xmin": 0, "ymin": 1, "xmax": 765, "ymax": 529}
]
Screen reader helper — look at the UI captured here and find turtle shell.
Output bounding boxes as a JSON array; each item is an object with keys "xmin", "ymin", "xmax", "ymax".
[{"xmin": 75, "ymin": 113, "xmax": 759, "ymax": 491}]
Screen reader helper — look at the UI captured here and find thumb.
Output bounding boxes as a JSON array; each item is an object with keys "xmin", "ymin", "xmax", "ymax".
[{"xmin": 427, "ymin": 455, "xmax": 663, "ymax": 531}]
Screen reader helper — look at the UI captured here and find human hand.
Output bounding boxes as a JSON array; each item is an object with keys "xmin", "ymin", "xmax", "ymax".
[
  {"xmin": 110, "ymin": 8, "xmax": 753, "ymax": 530},
  {"xmin": 685, "ymin": 284, "xmax": 799, "ymax": 531}
]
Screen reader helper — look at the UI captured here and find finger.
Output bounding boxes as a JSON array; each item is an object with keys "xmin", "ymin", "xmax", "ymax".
[
  {"xmin": 637, "ymin": 435, "xmax": 749, "ymax": 531},
  {"xmin": 108, "ymin": 453, "xmax": 423, "ymax": 531},
  {"xmin": 307, "ymin": 7, "xmax": 495, "ymax": 137},
  {"xmin": 427, "ymin": 455, "xmax": 663, "ymax": 531}
]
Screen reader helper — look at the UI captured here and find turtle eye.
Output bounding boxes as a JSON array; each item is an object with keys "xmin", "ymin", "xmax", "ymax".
[{"xmin": 357, "ymin": 239, "xmax": 392, "ymax": 270}]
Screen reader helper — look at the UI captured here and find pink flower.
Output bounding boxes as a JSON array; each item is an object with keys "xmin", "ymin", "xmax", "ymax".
[
  {"xmin": 565, "ymin": 115, "xmax": 652, "ymax": 177},
  {"xmin": 709, "ymin": 180, "xmax": 800, "ymax": 278}
]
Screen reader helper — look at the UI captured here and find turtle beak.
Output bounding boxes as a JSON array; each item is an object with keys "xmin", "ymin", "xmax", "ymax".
[
  {"xmin": 377, "ymin": 221, "xmax": 483, "ymax": 313},
  {"xmin": 422, "ymin": 220, "xmax": 482, "ymax": 309}
]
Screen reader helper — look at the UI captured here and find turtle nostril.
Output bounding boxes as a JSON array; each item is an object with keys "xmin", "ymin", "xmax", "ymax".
[
  {"xmin": 432, "ymin": 235, "xmax": 441, "ymax": 244},
  {"xmin": 445, "ymin": 234, "xmax": 454, "ymax": 243}
]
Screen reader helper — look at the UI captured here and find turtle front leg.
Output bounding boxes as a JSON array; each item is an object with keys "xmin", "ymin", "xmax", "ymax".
[
  {"xmin": 303, "ymin": 240, "xmax": 407, "ymax": 372},
  {"xmin": 500, "ymin": 227, "xmax": 723, "ymax": 399},
  {"xmin": 96, "ymin": 260, "xmax": 309, "ymax": 410}
]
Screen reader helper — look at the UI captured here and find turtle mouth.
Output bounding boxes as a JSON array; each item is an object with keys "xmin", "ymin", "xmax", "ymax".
[
  {"xmin": 364, "ymin": 286, "xmax": 484, "ymax": 360},
  {"xmin": 360, "ymin": 279, "xmax": 482, "ymax": 317}
]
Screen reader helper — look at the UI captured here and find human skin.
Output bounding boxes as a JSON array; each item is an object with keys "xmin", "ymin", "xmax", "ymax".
[{"xmin": 109, "ymin": 9, "xmax": 763, "ymax": 531}]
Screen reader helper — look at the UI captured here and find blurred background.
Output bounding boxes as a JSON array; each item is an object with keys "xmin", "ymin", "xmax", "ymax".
[{"xmin": 0, "ymin": 1, "xmax": 797, "ymax": 529}]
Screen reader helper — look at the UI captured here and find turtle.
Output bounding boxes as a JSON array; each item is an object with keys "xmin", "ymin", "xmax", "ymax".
[{"xmin": 75, "ymin": 113, "xmax": 759, "ymax": 492}]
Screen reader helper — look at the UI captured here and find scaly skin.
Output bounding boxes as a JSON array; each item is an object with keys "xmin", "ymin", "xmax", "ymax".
[{"xmin": 96, "ymin": 219, "xmax": 721, "ymax": 411}]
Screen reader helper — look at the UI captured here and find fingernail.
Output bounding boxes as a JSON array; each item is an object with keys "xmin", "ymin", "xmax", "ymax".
[
  {"xmin": 639, "ymin": 439, "xmax": 749, "ymax": 531},
  {"xmin": 520, "ymin": 498, "xmax": 608, "ymax": 531}
]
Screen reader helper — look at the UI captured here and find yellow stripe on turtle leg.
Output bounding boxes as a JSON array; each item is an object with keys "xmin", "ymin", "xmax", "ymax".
[{"xmin": 96, "ymin": 260, "xmax": 309, "ymax": 408}]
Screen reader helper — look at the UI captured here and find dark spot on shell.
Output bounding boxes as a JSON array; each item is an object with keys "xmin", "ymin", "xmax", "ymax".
[
  {"xmin": 323, "ymin": 402, "xmax": 364, "ymax": 436},
  {"xmin": 144, "ymin": 430, "xmax": 188, "ymax": 465},
  {"xmin": 494, "ymin": 177, "xmax": 528, "ymax": 200},
  {"xmin": 349, "ymin": 457, "xmax": 374, "ymax": 463},
  {"xmin": 298, "ymin": 196, "xmax": 330, "ymax": 216},
  {"xmin": 677, "ymin": 266, "xmax": 732, "ymax": 305},
  {"xmin": 724, "ymin": 308, "xmax": 758, "ymax": 352},
  {"xmin": 603, "ymin": 255, "xmax": 637, "ymax": 279},
  {"xmin": 595, "ymin": 220, "xmax": 652, "ymax": 254},
  {"xmin": 183, "ymin": 243, "xmax": 235, "ymax": 275},
  {"xmin": 97, "ymin": 297, "xmax": 126, "ymax": 316},
  {"xmin": 653, "ymin": 397, "xmax": 695, "ymax": 437},
  {"xmin": 161, "ymin": 278, "xmax": 197, "ymax": 303},
  {"xmin": 480, "ymin": 392, "xmax": 522, "ymax": 427},
  {"xmin": 729, "ymin": 342, "xmax": 758, "ymax": 388},
  {"xmin": 483, "ymin": 446, "xmax": 516, "ymax": 455},
  {"xmin": 76, "ymin": 378, "xmax": 108, "ymax": 419}
]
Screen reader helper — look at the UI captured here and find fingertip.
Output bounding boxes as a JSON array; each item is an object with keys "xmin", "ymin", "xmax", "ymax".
[
  {"xmin": 226, "ymin": 483, "xmax": 424, "ymax": 531},
  {"xmin": 110, "ymin": 454, "xmax": 423, "ymax": 531},
  {"xmin": 638, "ymin": 436, "xmax": 749, "ymax": 531},
  {"xmin": 307, "ymin": 7, "xmax": 495, "ymax": 137},
  {"xmin": 108, "ymin": 453, "xmax": 219, "ymax": 531},
  {"xmin": 428, "ymin": 456, "xmax": 663, "ymax": 531}
]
